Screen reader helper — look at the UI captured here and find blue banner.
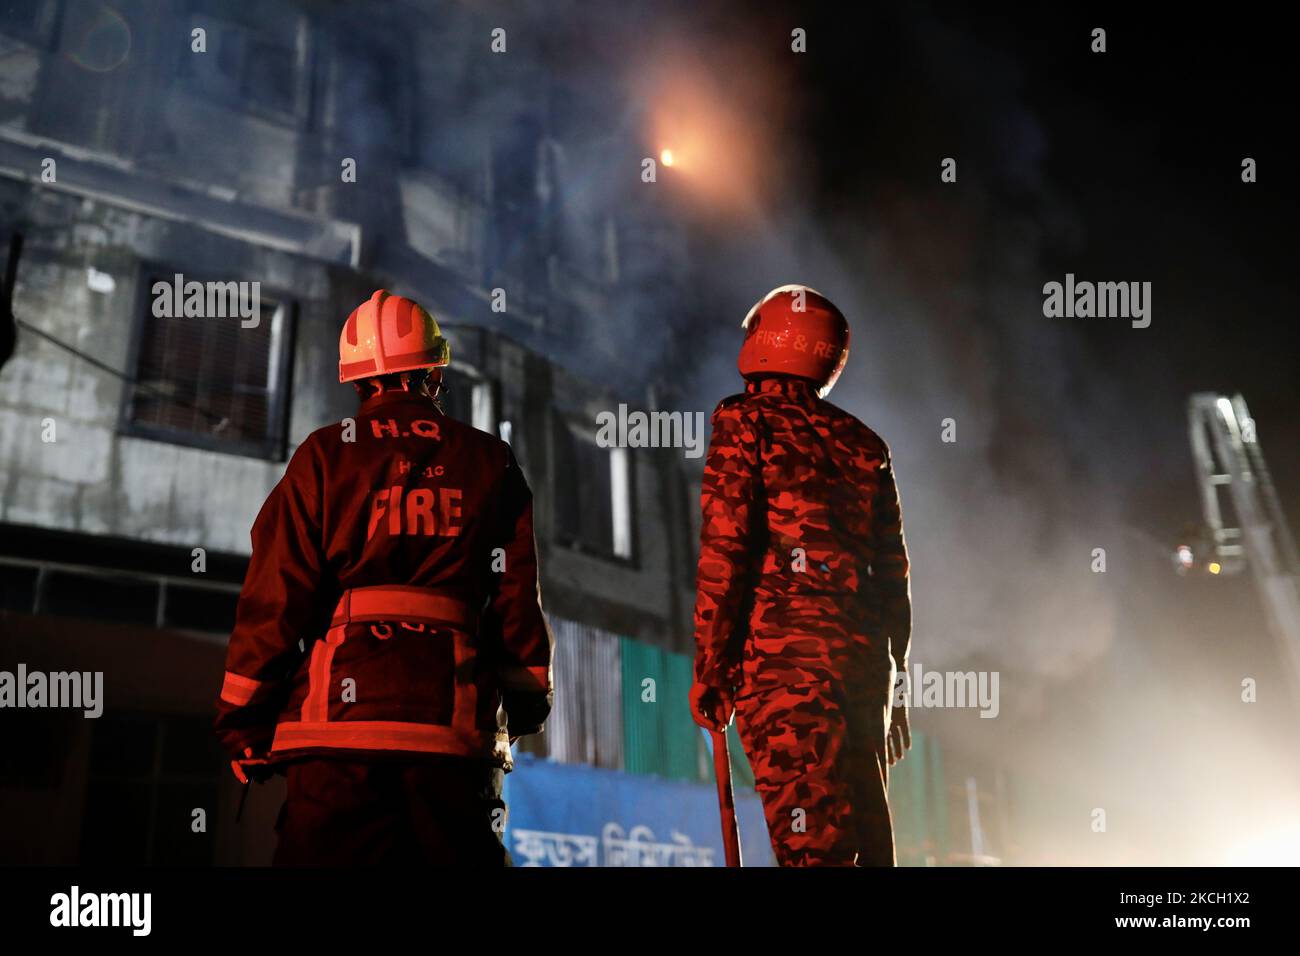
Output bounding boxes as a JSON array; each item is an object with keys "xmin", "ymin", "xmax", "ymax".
[{"xmin": 503, "ymin": 754, "xmax": 774, "ymax": 867}]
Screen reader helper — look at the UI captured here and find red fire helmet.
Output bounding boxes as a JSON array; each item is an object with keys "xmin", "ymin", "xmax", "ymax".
[
  {"xmin": 339, "ymin": 289, "xmax": 451, "ymax": 383},
  {"xmin": 737, "ymin": 285, "xmax": 849, "ymax": 397}
]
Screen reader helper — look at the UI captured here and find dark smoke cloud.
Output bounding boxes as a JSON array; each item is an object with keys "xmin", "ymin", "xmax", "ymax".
[{"xmin": 619, "ymin": 2, "xmax": 1300, "ymax": 861}]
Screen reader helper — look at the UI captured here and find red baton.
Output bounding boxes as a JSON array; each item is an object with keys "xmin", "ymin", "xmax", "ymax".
[{"xmin": 711, "ymin": 729, "xmax": 743, "ymax": 867}]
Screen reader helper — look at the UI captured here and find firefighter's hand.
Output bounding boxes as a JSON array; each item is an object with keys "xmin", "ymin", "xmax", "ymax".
[
  {"xmin": 689, "ymin": 681, "xmax": 735, "ymax": 733},
  {"xmin": 887, "ymin": 701, "xmax": 912, "ymax": 766},
  {"xmin": 231, "ymin": 746, "xmax": 273, "ymax": 785}
]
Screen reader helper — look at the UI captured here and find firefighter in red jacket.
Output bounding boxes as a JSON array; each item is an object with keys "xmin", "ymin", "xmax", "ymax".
[
  {"xmin": 215, "ymin": 289, "xmax": 553, "ymax": 866},
  {"xmin": 689, "ymin": 285, "xmax": 912, "ymax": 866}
]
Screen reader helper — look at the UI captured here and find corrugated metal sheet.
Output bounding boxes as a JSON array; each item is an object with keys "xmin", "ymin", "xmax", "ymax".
[
  {"xmin": 620, "ymin": 640, "xmax": 702, "ymax": 781},
  {"xmin": 545, "ymin": 616, "xmax": 624, "ymax": 769},
  {"xmin": 888, "ymin": 729, "xmax": 949, "ymax": 865},
  {"xmin": 524, "ymin": 614, "xmax": 759, "ymax": 789}
]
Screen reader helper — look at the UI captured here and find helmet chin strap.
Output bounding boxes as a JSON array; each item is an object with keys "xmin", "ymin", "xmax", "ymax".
[{"xmin": 357, "ymin": 368, "xmax": 444, "ymax": 402}]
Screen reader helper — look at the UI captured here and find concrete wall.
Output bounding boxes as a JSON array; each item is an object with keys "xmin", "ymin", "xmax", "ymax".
[{"xmin": 0, "ymin": 0, "xmax": 696, "ymax": 647}]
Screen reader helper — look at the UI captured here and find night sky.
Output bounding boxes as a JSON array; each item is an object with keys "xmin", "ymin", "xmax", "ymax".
[{"xmin": 792, "ymin": 3, "xmax": 1299, "ymax": 532}]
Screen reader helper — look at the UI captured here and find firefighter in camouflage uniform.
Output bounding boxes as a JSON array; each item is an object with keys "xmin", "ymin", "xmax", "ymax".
[{"xmin": 689, "ymin": 285, "xmax": 912, "ymax": 867}]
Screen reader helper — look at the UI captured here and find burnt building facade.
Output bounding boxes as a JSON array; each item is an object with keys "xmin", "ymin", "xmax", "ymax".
[{"xmin": 0, "ymin": 0, "xmax": 707, "ymax": 864}]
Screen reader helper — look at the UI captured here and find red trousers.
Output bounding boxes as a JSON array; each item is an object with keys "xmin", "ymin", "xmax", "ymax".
[
  {"xmin": 272, "ymin": 757, "xmax": 511, "ymax": 866},
  {"xmin": 736, "ymin": 681, "xmax": 895, "ymax": 866}
]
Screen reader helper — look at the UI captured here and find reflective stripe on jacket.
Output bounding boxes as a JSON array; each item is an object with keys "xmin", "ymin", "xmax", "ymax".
[{"xmin": 214, "ymin": 390, "xmax": 553, "ymax": 763}]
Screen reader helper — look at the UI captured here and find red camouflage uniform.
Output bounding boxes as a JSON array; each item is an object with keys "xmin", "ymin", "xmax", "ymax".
[{"xmin": 693, "ymin": 375, "xmax": 911, "ymax": 866}]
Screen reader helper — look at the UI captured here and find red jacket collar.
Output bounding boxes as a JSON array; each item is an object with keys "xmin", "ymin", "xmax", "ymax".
[
  {"xmin": 358, "ymin": 389, "xmax": 444, "ymax": 416},
  {"xmin": 745, "ymin": 375, "xmax": 817, "ymax": 401}
]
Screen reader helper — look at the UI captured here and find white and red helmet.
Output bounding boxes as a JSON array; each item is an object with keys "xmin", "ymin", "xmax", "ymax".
[
  {"xmin": 738, "ymin": 284, "xmax": 849, "ymax": 397},
  {"xmin": 339, "ymin": 289, "xmax": 450, "ymax": 383}
]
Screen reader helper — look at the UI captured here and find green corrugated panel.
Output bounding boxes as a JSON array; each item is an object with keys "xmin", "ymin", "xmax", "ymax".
[
  {"xmin": 620, "ymin": 638, "xmax": 666, "ymax": 775},
  {"xmin": 662, "ymin": 651, "xmax": 702, "ymax": 780},
  {"xmin": 926, "ymin": 731, "xmax": 949, "ymax": 862},
  {"xmin": 886, "ymin": 728, "xmax": 924, "ymax": 864},
  {"xmin": 888, "ymin": 729, "xmax": 949, "ymax": 865},
  {"xmin": 622, "ymin": 638, "xmax": 700, "ymax": 778},
  {"xmin": 620, "ymin": 637, "xmax": 761, "ymax": 786}
]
